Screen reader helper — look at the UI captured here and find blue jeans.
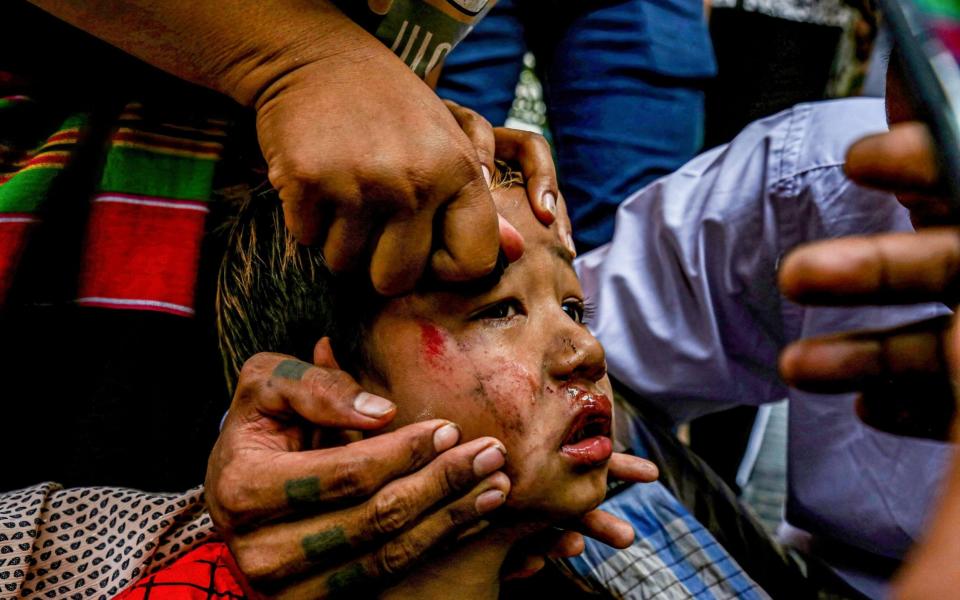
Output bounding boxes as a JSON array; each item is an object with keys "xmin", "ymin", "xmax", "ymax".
[{"xmin": 437, "ymin": 0, "xmax": 714, "ymax": 250}]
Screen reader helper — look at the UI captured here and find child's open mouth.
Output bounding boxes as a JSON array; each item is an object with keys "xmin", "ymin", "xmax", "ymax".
[{"xmin": 560, "ymin": 388, "xmax": 613, "ymax": 466}]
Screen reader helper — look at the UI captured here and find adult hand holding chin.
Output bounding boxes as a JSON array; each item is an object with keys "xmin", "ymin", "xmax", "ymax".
[
  {"xmin": 206, "ymin": 338, "xmax": 511, "ymax": 598},
  {"xmin": 502, "ymin": 452, "xmax": 660, "ymax": 580}
]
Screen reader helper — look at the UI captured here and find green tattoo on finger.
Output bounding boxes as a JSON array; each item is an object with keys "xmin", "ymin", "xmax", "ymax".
[
  {"xmin": 327, "ymin": 563, "xmax": 371, "ymax": 598},
  {"xmin": 303, "ymin": 526, "xmax": 350, "ymax": 566},
  {"xmin": 273, "ymin": 359, "xmax": 311, "ymax": 381},
  {"xmin": 285, "ymin": 476, "xmax": 322, "ymax": 508}
]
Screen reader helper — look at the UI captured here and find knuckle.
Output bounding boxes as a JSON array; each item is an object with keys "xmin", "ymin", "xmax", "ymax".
[
  {"xmin": 230, "ymin": 542, "xmax": 273, "ymax": 584},
  {"xmin": 445, "ymin": 499, "xmax": 478, "ymax": 528},
  {"xmin": 211, "ymin": 466, "xmax": 253, "ymax": 521},
  {"xmin": 433, "ymin": 460, "xmax": 461, "ymax": 499},
  {"xmin": 331, "ymin": 455, "xmax": 379, "ymax": 498},
  {"xmin": 406, "ymin": 430, "xmax": 433, "ymax": 470},
  {"xmin": 447, "ymin": 152, "xmax": 484, "ymax": 184},
  {"xmin": 462, "ymin": 110, "xmax": 487, "ymax": 131},
  {"xmin": 277, "ymin": 155, "xmax": 323, "ymax": 186},
  {"xmin": 526, "ymin": 132, "xmax": 550, "ymax": 154},
  {"xmin": 238, "ymin": 354, "xmax": 270, "ymax": 385},
  {"xmin": 370, "ymin": 489, "xmax": 416, "ymax": 536},
  {"xmin": 307, "ymin": 368, "xmax": 356, "ymax": 405},
  {"xmin": 375, "ymin": 537, "xmax": 420, "ymax": 576}
]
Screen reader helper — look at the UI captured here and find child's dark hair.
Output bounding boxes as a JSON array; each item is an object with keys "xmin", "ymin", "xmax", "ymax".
[{"xmin": 216, "ymin": 162, "xmax": 523, "ymax": 392}]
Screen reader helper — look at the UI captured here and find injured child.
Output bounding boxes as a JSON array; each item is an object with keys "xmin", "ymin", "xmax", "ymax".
[
  {"xmin": 214, "ymin": 164, "xmax": 633, "ymax": 599},
  {"xmin": 117, "ymin": 163, "xmax": 821, "ymax": 600}
]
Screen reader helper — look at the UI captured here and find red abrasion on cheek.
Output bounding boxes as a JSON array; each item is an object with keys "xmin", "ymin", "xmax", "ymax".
[
  {"xmin": 419, "ymin": 322, "xmax": 447, "ymax": 364},
  {"xmin": 470, "ymin": 359, "xmax": 541, "ymax": 437}
]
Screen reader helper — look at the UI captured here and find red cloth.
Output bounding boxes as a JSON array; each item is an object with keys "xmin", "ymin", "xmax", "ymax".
[{"xmin": 117, "ymin": 543, "xmax": 250, "ymax": 600}]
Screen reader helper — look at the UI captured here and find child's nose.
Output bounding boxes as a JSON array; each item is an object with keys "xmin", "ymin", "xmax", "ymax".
[{"xmin": 547, "ymin": 323, "xmax": 607, "ymax": 383}]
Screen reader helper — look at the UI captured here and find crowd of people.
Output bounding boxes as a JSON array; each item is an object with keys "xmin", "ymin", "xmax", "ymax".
[{"xmin": 1, "ymin": 1, "xmax": 958, "ymax": 599}]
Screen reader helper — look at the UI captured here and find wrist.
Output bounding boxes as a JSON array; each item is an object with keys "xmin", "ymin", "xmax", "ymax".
[{"xmin": 212, "ymin": 3, "xmax": 377, "ymax": 108}]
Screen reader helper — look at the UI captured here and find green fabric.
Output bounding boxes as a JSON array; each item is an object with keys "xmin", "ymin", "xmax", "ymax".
[
  {"xmin": 0, "ymin": 167, "xmax": 62, "ymax": 213},
  {"xmin": 919, "ymin": 0, "xmax": 960, "ymax": 19},
  {"xmin": 0, "ymin": 113, "xmax": 88, "ymax": 214},
  {"xmin": 98, "ymin": 146, "xmax": 217, "ymax": 201}
]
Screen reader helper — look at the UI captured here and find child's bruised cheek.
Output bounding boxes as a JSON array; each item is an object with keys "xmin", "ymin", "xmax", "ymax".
[
  {"xmin": 418, "ymin": 321, "xmax": 449, "ymax": 369},
  {"xmin": 414, "ymin": 321, "xmax": 549, "ymax": 448},
  {"xmin": 458, "ymin": 338, "xmax": 545, "ymax": 442}
]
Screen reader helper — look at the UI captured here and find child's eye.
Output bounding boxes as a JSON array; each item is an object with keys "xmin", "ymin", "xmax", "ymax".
[
  {"xmin": 562, "ymin": 299, "xmax": 586, "ymax": 324},
  {"xmin": 472, "ymin": 299, "xmax": 521, "ymax": 321}
]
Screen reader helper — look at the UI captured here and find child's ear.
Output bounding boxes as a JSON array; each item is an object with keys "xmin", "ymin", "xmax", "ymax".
[{"xmin": 313, "ymin": 337, "xmax": 340, "ymax": 369}]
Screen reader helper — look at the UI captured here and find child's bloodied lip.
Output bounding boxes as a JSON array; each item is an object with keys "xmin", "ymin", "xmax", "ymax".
[{"xmin": 559, "ymin": 387, "xmax": 613, "ymax": 466}]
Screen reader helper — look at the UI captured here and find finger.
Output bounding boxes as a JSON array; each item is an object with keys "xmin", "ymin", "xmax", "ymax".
[
  {"xmin": 845, "ymin": 122, "xmax": 942, "ymax": 193},
  {"xmin": 779, "ymin": 319, "xmax": 957, "ymax": 440},
  {"xmin": 498, "ymin": 214, "xmax": 525, "ymax": 263},
  {"xmin": 212, "ymin": 419, "xmax": 464, "ymax": 526},
  {"xmin": 502, "ymin": 554, "xmax": 547, "ymax": 581},
  {"xmin": 445, "ymin": 99, "xmax": 496, "ymax": 181},
  {"xmin": 554, "ymin": 193, "xmax": 576, "ymax": 257},
  {"xmin": 778, "ymin": 316, "xmax": 952, "ymax": 394},
  {"xmin": 313, "ymin": 337, "xmax": 340, "ymax": 369},
  {"xmin": 608, "ymin": 452, "xmax": 659, "ymax": 483},
  {"xmin": 271, "ymin": 473, "xmax": 503, "ymax": 598},
  {"xmin": 778, "ymin": 228, "xmax": 960, "ymax": 306},
  {"xmin": 232, "ymin": 353, "xmax": 396, "ymax": 428},
  {"xmin": 546, "ymin": 530, "xmax": 586, "ymax": 558},
  {"xmin": 369, "ymin": 212, "xmax": 434, "ymax": 295},
  {"xmin": 431, "ymin": 175, "xmax": 501, "ymax": 282},
  {"xmin": 576, "ymin": 509, "xmax": 635, "ymax": 549},
  {"xmin": 232, "ymin": 440, "xmax": 509, "ymax": 584},
  {"xmin": 322, "ymin": 213, "xmax": 376, "ymax": 273},
  {"xmin": 494, "ymin": 127, "xmax": 558, "ymax": 224},
  {"xmin": 278, "ymin": 180, "xmax": 326, "ymax": 245}
]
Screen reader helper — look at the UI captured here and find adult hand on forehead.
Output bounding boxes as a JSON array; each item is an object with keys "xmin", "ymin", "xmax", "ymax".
[
  {"xmin": 206, "ymin": 339, "xmax": 512, "ymax": 598},
  {"xmin": 443, "ymin": 99, "xmax": 562, "ymax": 228},
  {"xmin": 778, "ymin": 121, "xmax": 960, "ymax": 439},
  {"xmin": 258, "ymin": 46, "xmax": 559, "ymax": 296}
]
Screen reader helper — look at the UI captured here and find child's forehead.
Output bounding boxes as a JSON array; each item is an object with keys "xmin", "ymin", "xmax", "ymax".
[{"xmin": 493, "ymin": 185, "xmax": 571, "ymax": 248}]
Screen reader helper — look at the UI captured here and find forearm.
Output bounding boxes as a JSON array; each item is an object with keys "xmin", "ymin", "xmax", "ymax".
[{"xmin": 27, "ymin": 0, "xmax": 377, "ymax": 106}]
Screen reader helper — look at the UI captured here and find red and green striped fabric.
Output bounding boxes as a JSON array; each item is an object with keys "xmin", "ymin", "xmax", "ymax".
[{"xmin": 0, "ymin": 86, "xmax": 228, "ymax": 316}]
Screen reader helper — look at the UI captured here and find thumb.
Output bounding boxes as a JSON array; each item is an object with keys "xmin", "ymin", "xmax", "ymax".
[
  {"xmin": 313, "ymin": 336, "xmax": 341, "ymax": 369},
  {"xmin": 431, "ymin": 177, "xmax": 500, "ymax": 281}
]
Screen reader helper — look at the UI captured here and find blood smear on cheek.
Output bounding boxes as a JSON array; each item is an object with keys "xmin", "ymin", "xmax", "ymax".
[{"xmin": 419, "ymin": 322, "xmax": 446, "ymax": 363}]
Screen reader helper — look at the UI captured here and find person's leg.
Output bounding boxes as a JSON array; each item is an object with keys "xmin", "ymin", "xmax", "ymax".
[
  {"xmin": 434, "ymin": 0, "xmax": 527, "ymax": 126},
  {"xmin": 528, "ymin": 0, "xmax": 712, "ymax": 251}
]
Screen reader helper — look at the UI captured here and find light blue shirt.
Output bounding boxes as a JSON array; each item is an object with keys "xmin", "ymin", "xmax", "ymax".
[{"xmin": 575, "ymin": 98, "xmax": 952, "ymax": 599}]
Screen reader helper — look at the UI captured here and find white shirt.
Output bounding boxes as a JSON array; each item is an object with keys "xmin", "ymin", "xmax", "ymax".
[{"xmin": 576, "ymin": 98, "xmax": 952, "ymax": 598}]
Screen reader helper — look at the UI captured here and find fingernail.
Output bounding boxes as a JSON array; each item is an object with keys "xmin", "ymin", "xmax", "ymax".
[
  {"xmin": 482, "ymin": 164, "xmax": 492, "ymax": 187},
  {"xmin": 473, "ymin": 445, "xmax": 506, "ymax": 477},
  {"xmin": 564, "ymin": 232, "xmax": 576, "ymax": 256},
  {"xmin": 433, "ymin": 423, "xmax": 461, "ymax": 452},
  {"xmin": 541, "ymin": 191, "xmax": 557, "ymax": 216},
  {"xmin": 353, "ymin": 392, "xmax": 395, "ymax": 418},
  {"xmin": 475, "ymin": 489, "xmax": 506, "ymax": 514}
]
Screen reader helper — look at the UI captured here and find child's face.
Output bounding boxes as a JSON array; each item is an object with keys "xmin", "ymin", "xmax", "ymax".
[{"xmin": 361, "ymin": 185, "xmax": 612, "ymax": 520}]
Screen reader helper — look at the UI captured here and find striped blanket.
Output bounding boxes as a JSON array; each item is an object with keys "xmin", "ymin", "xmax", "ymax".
[{"xmin": 0, "ymin": 89, "xmax": 227, "ymax": 315}]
